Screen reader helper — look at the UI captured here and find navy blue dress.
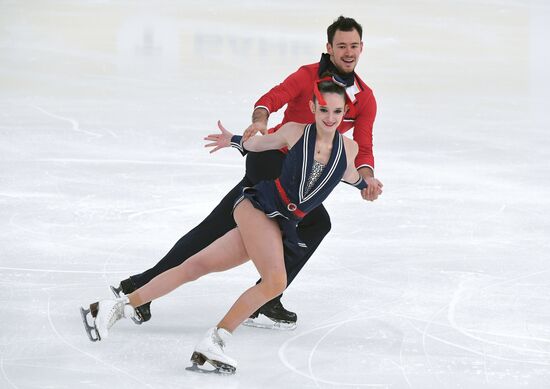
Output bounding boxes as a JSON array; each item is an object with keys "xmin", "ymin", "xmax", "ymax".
[{"xmin": 232, "ymin": 123, "xmax": 347, "ymax": 251}]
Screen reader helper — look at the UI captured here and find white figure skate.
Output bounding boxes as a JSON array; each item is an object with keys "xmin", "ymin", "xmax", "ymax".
[
  {"xmin": 80, "ymin": 296, "xmax": 135, "ymax": 341},
  {"xmin": 186, "ymin": 327, "xmax": 237, "ymax": 374}
]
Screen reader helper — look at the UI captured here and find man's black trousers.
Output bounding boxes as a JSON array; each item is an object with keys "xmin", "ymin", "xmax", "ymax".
[{"xmin": 130, "ymin": 150, "xmax": 332, "ymax": 293}]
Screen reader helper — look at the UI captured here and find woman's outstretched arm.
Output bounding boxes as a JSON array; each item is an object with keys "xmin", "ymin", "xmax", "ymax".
[{"xmin": 204, "ymin": 120, "xmax": 304, "ymax": 154}]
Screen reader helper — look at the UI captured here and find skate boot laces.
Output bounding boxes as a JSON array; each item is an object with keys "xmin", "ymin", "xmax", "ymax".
[
  {"xmin": 107, "ymin": 297, "xmax": 134, "ymax": 329},
  {"xmin": 107, "ymin": 301, "xmax": 124, "ymax": 329},
  {"xmin": 211, "ymin": 330, "xmax": 225, "ymax": 349}
]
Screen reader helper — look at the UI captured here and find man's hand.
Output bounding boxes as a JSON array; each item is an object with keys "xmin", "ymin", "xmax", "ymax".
[
  {"xmin": 360, "ymin": 177, "xmax": 383, "ymax": 201},
  {"xmin": 243, "ymin": 107, "xmax": 269, "ymax": 142},
  {"xmin": 242, "ymin": 122, "xmax": 268, "ymax": 142},
  {"xmin": 204, "ymin": 120, "xmax": 234, "ymax": 153}
]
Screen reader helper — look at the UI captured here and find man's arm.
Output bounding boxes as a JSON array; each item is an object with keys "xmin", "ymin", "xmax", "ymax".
[
  {"xmin": 358, "ymin": 167, "xmax": 383, "ymax": 201},
  {"xmin": 352, "ymin": 92, "xmax": 382, "ymax": 200},
  {"xmin": 341, "ymin": 140, "xmax": 383, "ymax": 201},
  {"xmin": 242, "ymin": 107, "xmax": 270, "ymax": 141},
  {"xmin": 342, "ymin": 141, "xmax": 362, "ymax": 185},
  {"xmin": 243, "ymin": 66, "xmax": 311, "ymax": 141}
]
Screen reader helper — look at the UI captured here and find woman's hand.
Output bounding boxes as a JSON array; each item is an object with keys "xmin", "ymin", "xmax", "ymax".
[{"xmin": 204, "ymin": 120, "xmax": 234, "ymax": 153}]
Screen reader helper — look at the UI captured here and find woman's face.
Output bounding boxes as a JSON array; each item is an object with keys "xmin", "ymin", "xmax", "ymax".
[{"xmin": 310, "ymin": 92, "xmax": 347, "ymax": 132}]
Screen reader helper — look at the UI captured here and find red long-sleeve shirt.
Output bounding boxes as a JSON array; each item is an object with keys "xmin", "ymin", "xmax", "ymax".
[{"xmin": 255, "ymin": 62, "xmax": 377, "ymax": 171}]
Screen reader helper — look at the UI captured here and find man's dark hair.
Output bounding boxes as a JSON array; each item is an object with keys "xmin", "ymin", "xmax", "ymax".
[{"xmin": 327, "ymin": 16, "xmax": 363, "ymax": 44}]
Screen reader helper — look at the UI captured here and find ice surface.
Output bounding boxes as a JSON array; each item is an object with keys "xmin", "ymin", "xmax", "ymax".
[{"xmin": 1, "ymin": 1, "xmax": 549, "ymax": 388}]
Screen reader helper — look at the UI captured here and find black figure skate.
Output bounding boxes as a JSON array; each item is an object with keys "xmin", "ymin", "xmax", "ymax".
[{"xmin": 243, "ymin": 296, "xmax": 297, "ymax": 330}]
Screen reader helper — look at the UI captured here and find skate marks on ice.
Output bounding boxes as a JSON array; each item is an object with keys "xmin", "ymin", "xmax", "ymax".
[
  {"xmin": 446, "ymin": 275, "xmax": 550, "ymax": 360},
  {"xmin": 45, "ymin": 293, "xmax": 155, "ymax": 388},
  {"xmin": 0, "ymin": 358, "xmax": 18, "ymax": 389},
  {"xmin": 398, "ymin": 270, "xmax": 550, "ymax": 387},
  {"xmin": 277, "ymin": 270, "xmax": 550, "ymax": 388},
  {"xmin": 416, "ymin": 271, "xmax": 550, "ymax": 361},
  {"xmin": 3, "ymin": 273, "xmax": 154, "ymax": 388},
  {"xmin": 278, "ymin": 314, "xmax": 406, "ymax": 388},
  {"xmin": 28, "ymin": 103, "xmax": 102, "ymax": 138}
]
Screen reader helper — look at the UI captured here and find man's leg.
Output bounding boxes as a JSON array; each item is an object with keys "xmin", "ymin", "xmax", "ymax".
[
  {"xmin": 113, "ymin": 179, "xmax": 248, "ymax": 321},
  {"xmin": 116, "ymin": 150, "xmax": 285, "ymax": 323},
  {"xmin": 127, "ymin": 228, "xmax": 250, "ymax": 309},
  {"xmin": 139, "ymin": 148, "xmax": 286, "ymax": 284},
  {"xmin": 286, "ymin": 204, "xmax": 331, "ymax": 286}
]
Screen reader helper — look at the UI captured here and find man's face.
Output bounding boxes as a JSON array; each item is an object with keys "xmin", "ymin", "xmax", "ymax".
[{"xmin": 326, "ymin": 29, "xmax": 363, "ymax": 74}]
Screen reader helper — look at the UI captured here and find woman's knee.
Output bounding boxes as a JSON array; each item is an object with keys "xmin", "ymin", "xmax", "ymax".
[
  {"xmin": 182, "ymin": 260, "xmax": 208, "ymax": 282},
  {"xmin": 262, "ymin": 272, "xmax": 287, "ymax": 297}
]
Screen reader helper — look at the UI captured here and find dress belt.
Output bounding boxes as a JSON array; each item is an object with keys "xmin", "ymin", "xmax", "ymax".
[{"xmin": 274, "ymin": 178, "xmax": 306, "ymax": 218}]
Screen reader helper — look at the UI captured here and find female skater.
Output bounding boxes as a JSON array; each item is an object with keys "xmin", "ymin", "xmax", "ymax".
[{"xmin": 80, "ymin": 79, "xmax": 372, "ymax": 374}]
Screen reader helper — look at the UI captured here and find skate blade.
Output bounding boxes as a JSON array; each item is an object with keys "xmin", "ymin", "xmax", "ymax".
[
  {"xmin": 130, "ymin": 316, "xmax": 144, "ymax": 325},
  {"xmin": 110, "ymin": 285, "xmax": 143, "ymax": 325},
  {"xmin": 80, "ymin": 306, "xmax": 100, "ymax": 342},
  {"xmin": 243, "ymin": 314, "xmax": 297, "ymax": 331},
  {"xmin": 185, "ymin": 352, "xmax": 236, "ymax": 375},
  {"xmin": 109, "ymin": 284, "xmax": 122, "ymax": 298}
]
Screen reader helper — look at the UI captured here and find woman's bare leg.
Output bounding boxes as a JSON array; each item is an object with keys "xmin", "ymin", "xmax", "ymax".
[
  {"xmin": 217, "ymin": 200, "xmax": 286, "ymax": 332},
  {"xmin": 124, "ymin": 199, "xmax": 286, "ymax": 333},
  {"xmin": 127, "ymin": 228, "xmax": 249, "ymax": 307}
]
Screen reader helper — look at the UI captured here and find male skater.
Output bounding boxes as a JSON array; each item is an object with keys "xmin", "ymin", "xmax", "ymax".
[{"xmin": 112, "ymin": 15, "xmax": 383, "ymax": 330}]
